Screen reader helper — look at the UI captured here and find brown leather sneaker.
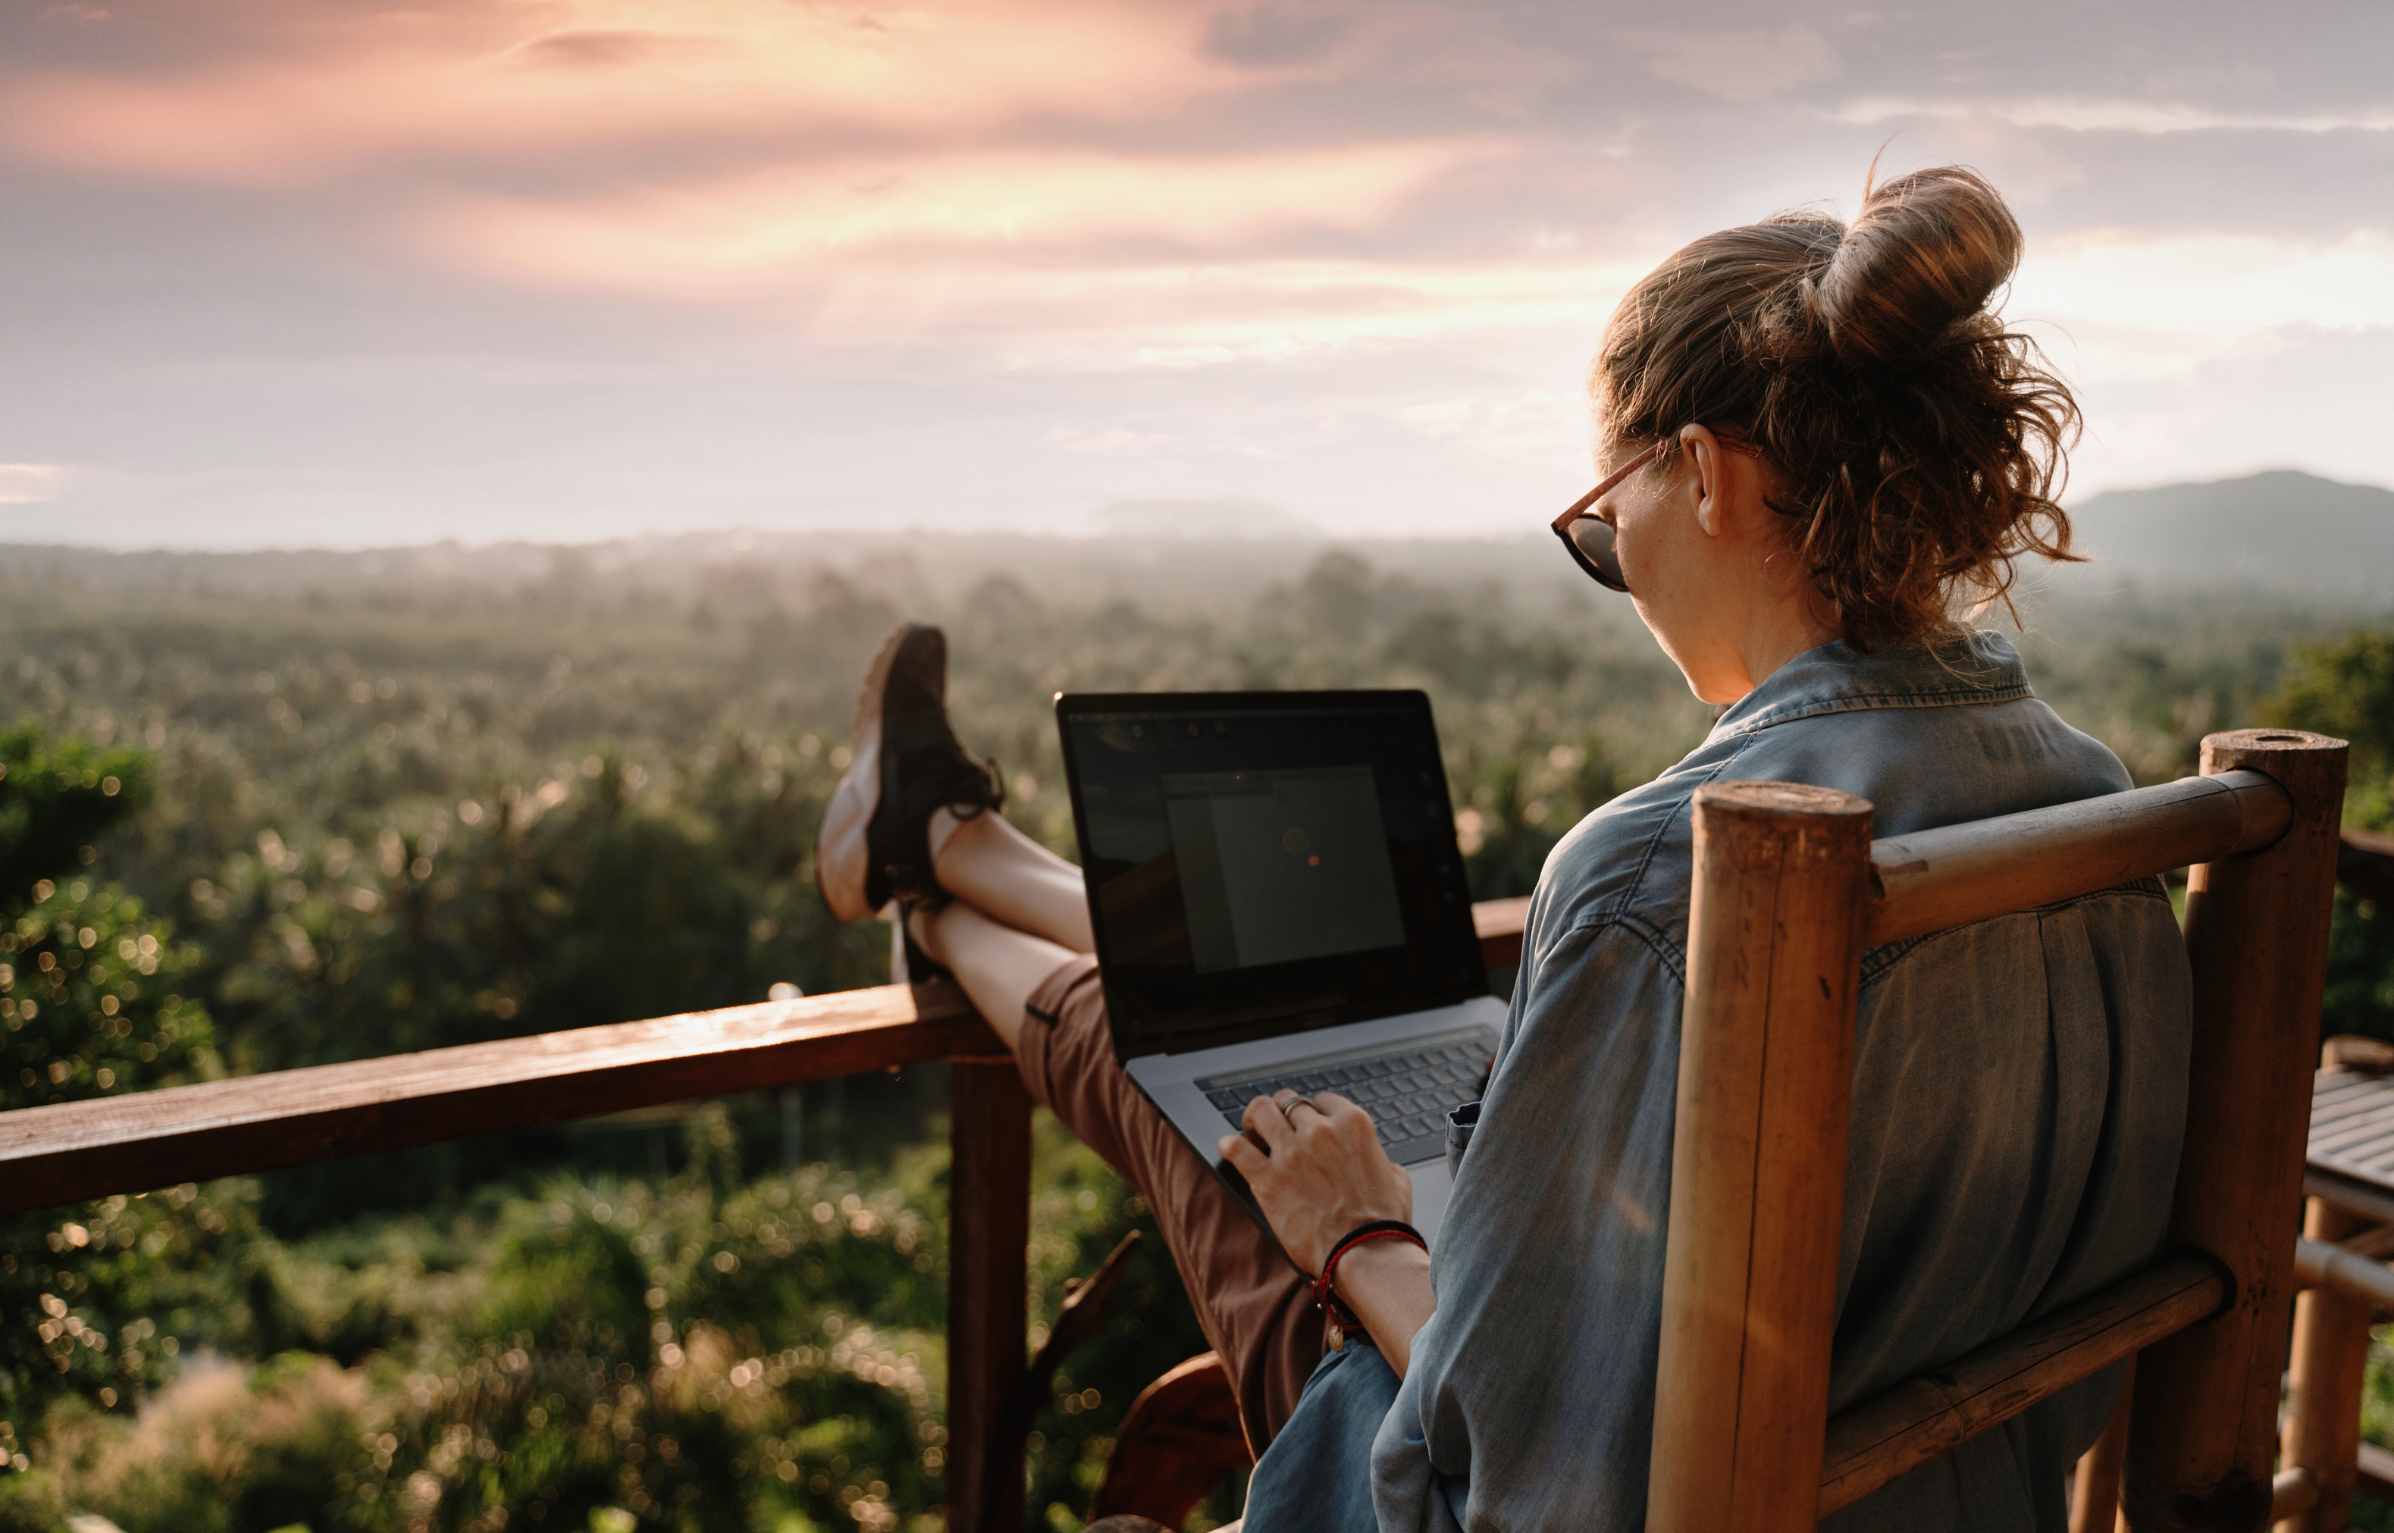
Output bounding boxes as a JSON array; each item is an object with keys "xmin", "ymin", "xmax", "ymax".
[{"xmin": 814, "ymin": 623, "xmax": 1003, "ymax": 924}]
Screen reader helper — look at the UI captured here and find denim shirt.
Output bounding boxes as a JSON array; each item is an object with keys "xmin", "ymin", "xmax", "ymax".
[{"xmin": 1242, "ymin": 630, "xmax": 2193, "ymax": 1533}]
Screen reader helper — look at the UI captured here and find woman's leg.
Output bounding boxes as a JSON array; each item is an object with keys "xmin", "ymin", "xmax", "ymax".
[
  {"xmin": 929, "ymin": 807, "xmax": 1094, "ymax": 956},
  {"xmin": 911, "ymin": 898, "xmax": 1075, "ymax": 1053},
  {"xmin": 813, "ymin": 621, "xmax": 1322, "ymax": 1447},
  {"xmin": 910, "ymin": 861, "xmax": 1325, "ymax": 1455}
]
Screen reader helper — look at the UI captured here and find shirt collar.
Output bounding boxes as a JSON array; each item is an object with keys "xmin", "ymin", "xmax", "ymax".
[{"xmin": 1702, "ymin": 628, "xmax": 2033, "ymax": 746}]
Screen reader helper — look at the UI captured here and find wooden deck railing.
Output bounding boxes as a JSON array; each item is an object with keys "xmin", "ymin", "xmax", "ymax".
[
  {"xmin": 1, "ymin": 803, "xmax": 2388, "ymax": 1532},
  {"xmin": 0, "ymin": 899, "xmax": 1531, "ymax": 1531}
]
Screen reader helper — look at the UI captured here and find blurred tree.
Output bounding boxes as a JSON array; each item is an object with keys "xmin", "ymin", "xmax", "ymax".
[
  {"xmin": 2272, "ymin": 630, "xmax": 2394, "ymax": 824},
  {"xmin": 2269, "ymin": 630, "xmax": 2394, "ymax": 1041},
  {"xmin": 0, "ymin": 725, "xmax": 254, "ymax": 1476},
  {"xmin": 0, "ymin": 726, "xmax": 147, "ymax": 903}
]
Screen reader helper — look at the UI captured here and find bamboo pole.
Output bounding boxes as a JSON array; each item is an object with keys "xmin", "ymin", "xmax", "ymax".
[
  {"xmin": 2124, "ymin": 730, "xmax": 2350, "ymax": 1532},
  {"xmin": 2273, "ymin": 1470, "xmax": 2323, "ymax": 1524},
  {"xmin": 2323, "ymin": 1223, "xmax": 2394, "ymax": 1264},
  {"xmin": 1820, "ymin": 1253, "xmax": 2226, "ymax": 1516},
  {"xmin": 1868, "ymin": 769, "xmax": 2289, "ymax": 947},
  {"xmin": 2072, "ymin": 1361, "xmax": 2133, "ymax": 1533},
  {"xmin": 2294, "ymin": 1230, "xmax": 2394, "ymax": 1311},
  {"xmin": 2279, "ymin": 1205, "xmax": 2376, "ymax": 1532},
  {"xmin": 1647, "ymin": 781, "xmax": 1874, "ymax": 1533}
]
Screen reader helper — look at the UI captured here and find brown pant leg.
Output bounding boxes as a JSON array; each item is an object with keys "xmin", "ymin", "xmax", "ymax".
[{"xmin": 1016, "ymin": 954, "xmax": 1325, "ymax": 1455}]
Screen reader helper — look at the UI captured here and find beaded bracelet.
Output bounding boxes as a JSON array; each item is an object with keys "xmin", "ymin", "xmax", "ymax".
[{"xmin": 1314, "ymin": 1218, "xmax": 1428, "ymax": 1332}]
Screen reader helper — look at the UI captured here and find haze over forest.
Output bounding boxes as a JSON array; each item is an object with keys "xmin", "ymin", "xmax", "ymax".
[
  {"xmin": 10, "ymin": 467, "xmax": 2390, "ymax": 609},
  {"xmin": 5, "ymin": 459, "xmax": 2391, "ymax": 1533}
]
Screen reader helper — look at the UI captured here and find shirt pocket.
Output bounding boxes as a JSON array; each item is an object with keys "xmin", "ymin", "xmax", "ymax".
[{"xmin": 1445, "ymin": 1098, "xmax": 1482, "ymax": 1179}]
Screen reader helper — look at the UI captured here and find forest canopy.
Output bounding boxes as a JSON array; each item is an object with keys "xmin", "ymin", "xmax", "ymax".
[{"xmin": 1, "ymin": 533, "xmax": 2389, "ymax": 1532}]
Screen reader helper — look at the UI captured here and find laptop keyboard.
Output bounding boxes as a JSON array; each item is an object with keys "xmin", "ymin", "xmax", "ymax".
[{"xmin": 1200, "ymin": 1032, "xmax": 1495, "ymax": 1167}]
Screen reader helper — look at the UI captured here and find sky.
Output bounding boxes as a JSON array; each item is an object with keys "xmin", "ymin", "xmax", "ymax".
[{"xmin": 4, "ymin": 0, "xmax": 2391, "ymax": 550}]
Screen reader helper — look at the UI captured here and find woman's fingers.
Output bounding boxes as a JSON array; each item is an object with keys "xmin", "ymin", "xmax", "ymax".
[
  {"xmin": 1236, "ymin": 1089, "xmax": 1387, "ymax": 1166},
  {"xmin": 1323, "ymin": 1091, "xmax": 1400, "ymax": 1156},
  {"xmin": 1218, "ymin": 1129, "xmax": 1266, "ymax": 1175},
  {"xmin": 1309, "ymin": 1090, "xmax": 1369, "ymax": 1128},
  {"xmin": 1240, "ymin": 1093, "xmax": 1297, "ymax": 1153}
]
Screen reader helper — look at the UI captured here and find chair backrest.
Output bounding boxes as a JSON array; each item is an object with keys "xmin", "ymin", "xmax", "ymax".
[{"xmin": 1641, "ymin": 729, "xmax": 2350, "ymax": 1533}]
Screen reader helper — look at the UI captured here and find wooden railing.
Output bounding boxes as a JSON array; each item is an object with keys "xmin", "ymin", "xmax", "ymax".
[
  {"xmin": 0, "ymin": 898, "xmax": 1529, "ymax": 1531},
  {"xmin": 1, "ymin": 801, "xmax": 2388, "ymax": 1532}
]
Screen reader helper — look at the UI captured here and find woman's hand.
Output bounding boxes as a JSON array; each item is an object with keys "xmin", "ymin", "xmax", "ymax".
[{"xmin": 1218, "ymin": 1089, "xmax": 1413, "ymax": 1276}]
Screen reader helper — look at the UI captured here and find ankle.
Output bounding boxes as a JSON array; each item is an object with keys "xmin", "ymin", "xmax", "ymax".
[{"xmin": 928, "ymin": 805, "xmax": 992, "ymax": 881}]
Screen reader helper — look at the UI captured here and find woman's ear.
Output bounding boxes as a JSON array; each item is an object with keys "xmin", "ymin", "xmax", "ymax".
[{"xmin": 1684, "ymin": 426, "xmax": 1726, "ymax": 538}]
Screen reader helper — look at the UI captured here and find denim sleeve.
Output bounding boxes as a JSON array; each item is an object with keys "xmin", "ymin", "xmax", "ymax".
[
  {"xmin": 1241, "ymin": 1338, "xmax": 1404, "ymax": 1533},
  {"xmin": 1369, "ymin": 918, "xmax": 1685, "ymax": 1533}
]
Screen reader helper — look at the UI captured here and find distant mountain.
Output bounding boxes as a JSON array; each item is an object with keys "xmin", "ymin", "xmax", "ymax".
[
  {"xmin": 4, "ymin": 467, "xmax": 2385, "ymax": 610},
  {"xmin": 2067, "ymin": 469, "xmax": 2394, "ymax": 600}
]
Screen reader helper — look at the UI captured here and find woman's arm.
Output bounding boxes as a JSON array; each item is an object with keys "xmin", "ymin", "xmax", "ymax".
[
  {"xmin": 1219, "ymin": 1091, "xmax": 1436, "ymax": 1371},
  {"xmin": 1329, "ymin": 1237, "xmax": 1435, "ymax": 1376},
  {"xmin": 1366, "ymin": 918, "xmax": 1686, "ymax": 1532}
]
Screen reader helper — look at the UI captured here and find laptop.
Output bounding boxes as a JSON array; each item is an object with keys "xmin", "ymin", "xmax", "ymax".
[{"xmin": 1054, "ymin": 688, "xmax": 1505, "ymax": 1245}]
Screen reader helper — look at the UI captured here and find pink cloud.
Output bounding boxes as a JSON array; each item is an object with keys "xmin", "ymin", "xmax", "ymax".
[
  {"xmin": 0, "ymin": 0, "xmax": 1292, "ymax": 184},
  {"xmin": 416, "ymin": 139, "xmax": 1503, "ymax": 299},
  {"xmin": 0, "ymin": 464, "xmax": 70, "ymax": 504}
]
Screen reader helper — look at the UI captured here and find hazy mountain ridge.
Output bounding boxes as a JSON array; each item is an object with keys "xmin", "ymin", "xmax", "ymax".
[
  {"xmin": 4, "ymin": 469, "xmax": 2387, "ymax": 610},
  {"xmin": 2067, "ymin": 468, "xmax": 2394, "ymax": 598}
]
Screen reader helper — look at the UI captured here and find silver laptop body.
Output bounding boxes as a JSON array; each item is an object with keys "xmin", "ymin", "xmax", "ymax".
[{"xmin": 1055, "ymin": 690, "xmax": 1504, "ymax": 1247}]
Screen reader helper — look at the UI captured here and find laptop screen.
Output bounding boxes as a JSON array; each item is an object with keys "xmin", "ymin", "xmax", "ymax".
[{"xmin": 1056, "ymin": 690, "xmax": 1486, "ymax": 1058}]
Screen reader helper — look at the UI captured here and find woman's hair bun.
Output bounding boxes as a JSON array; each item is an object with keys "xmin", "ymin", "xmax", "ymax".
[
  {"xmin": 1810, "ymin": 164, "xmax": 2022, "ymax": 368},
  {"xmin": 1592, "ymin": 161, "xmax": 2083, "ymax": 654}
]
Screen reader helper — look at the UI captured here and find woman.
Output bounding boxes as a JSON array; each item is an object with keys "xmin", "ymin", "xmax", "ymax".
[{"xmin": 814, "ymin": 164, "xmax": 2191, "ymax": 1531}]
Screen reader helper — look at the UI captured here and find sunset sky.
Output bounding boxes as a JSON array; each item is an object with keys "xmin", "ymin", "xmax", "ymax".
[{"xmin": 5, "ymin": 1, "xmax": 2391, "ymax": 549}]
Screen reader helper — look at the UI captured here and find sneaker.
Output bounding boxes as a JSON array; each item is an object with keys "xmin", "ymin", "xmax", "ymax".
[{"xmin": 815, "ymin": 623, "xmax": 1004, "ymax": 924}]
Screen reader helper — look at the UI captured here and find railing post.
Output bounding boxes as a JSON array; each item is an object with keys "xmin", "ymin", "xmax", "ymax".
[
  {"xmin": 2071, "ymin": 1362, "xmax": 2133, "ymax": 1533},
  {"xmin": 948, "ymin": 1056, "xmax": 1032, "ymax": 1533},
  {"xmin": 1647, "ymin": 781, "xmax": 1874, "ymax": 1533},
  {"xmin": 2278, "ymin": 1198, "xmax": 2372, "ymax": 1533},
  {"xmin": 2125, "ymin": 729, "xmax": 2349, "ymax": 1533}
]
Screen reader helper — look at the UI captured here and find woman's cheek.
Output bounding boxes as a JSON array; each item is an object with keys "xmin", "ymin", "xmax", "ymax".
[{"xmin": 1616, "ymin": 518, "xmax": 1660, "ymax": 604}]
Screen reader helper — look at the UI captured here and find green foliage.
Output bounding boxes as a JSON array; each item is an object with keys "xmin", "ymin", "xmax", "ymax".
[
  {"xmin": 2323, "ymin": 888, "xmax": 2394, "ymax": 1045},
  {"xmin": 0, "ymin": 731, "xmax": 250, "ymax": 1469},
  {"xmin": 0, "ymin": 1466, "xmax": 67, "ymax": 1533},
  {"xmin": 0, "ymin": 725, "xmax": 147, "ymax": 911},
  {"xmin": 1018, "ymin": 1122, "xmax": 1226, "ymax": 1527},
  {"xmin": 0, "ymin": 540, "xmax": 2387, "ymax": 1526},
  {"xmin": 2275, "ymin": 630, "xmax": 2394, "ymax": 771},
  {"xmin": 2, "ymin": 880, "xmax": 218, "ymax": 1108},
  {"xmin": 2269, "ymin": 631, "xmax": 2394, "ymax": 1042},
  {"xmin": 2272, "ymin": 628, "xmax": 2394, "ymax": 828}
]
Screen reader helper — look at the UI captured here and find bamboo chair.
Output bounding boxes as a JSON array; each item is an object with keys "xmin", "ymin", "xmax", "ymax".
[
  {"xmin": 1087, "ymin": 728, "xmax": 2349, "ymax": 1532},
  {"xmin": 1655, "ymin": 729, "xmax": 2349, "ymax": 1533}
]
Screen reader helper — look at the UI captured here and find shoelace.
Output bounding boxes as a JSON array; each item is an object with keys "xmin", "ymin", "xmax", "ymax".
[{"xmin": 897, "ymin": 743, "xmax": 1006, "ymax": 821}]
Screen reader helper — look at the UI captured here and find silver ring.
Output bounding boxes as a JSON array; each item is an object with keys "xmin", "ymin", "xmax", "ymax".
[{"xmin": 1277, "ymin": 1092, "xmax": 1322, "ymax": 1123}]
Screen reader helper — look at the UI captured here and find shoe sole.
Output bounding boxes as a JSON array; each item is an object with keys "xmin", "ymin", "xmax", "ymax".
[{"xmin": 814, "ymin": 626, "xmax": 910, "ymax": 923}]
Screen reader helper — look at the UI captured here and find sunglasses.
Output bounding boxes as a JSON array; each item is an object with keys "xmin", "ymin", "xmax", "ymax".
[{"xmin": 1550, "ymin": 431, "xmax": 1768, "ymax": 595}]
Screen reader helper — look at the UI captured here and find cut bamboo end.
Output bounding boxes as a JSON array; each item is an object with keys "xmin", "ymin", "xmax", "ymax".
[
  {"xmin": 1692, "ymin": 781, "xmax": 1875, "ymax": 857},
  {"xmin": 2200, "ymin": 730, "xmax": 2349, "ymax": 839}
]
